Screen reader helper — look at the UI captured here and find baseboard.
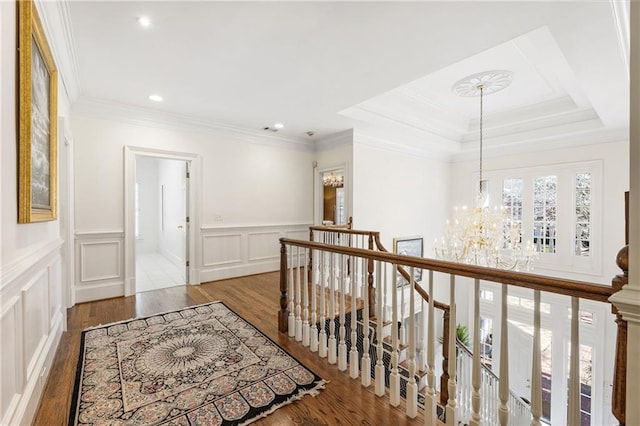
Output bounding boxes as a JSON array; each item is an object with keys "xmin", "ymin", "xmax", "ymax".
[
  {"xmin": 200, "ymin": 260, "xmax": 280, "ymax": 283},
  {"xmin": 4, "ymin": 312, "xmax": 63, "ymax": 426},
  {"xmin": 75, "ymin": 280, "xmax": 124, "ymax": 303}
]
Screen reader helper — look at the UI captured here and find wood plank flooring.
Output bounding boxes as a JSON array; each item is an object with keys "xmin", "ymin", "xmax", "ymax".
[{"xmin": 33, "ymin": 272, "xmax": 425, "ymax": 425}]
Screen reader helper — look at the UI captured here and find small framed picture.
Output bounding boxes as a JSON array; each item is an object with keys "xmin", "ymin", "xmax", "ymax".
[
  {"xmin": 17, "ymin": 0, "xmax": 58, "ymax": 223},
  {"xmin": 393, "ymin": 236, "xmax": 423, "ymax": 286}
]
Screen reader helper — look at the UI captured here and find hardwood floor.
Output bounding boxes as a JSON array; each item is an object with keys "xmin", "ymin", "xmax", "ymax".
[{"xmin": 33, "ymin": 272, "xmax": 424, "ymax": 425}]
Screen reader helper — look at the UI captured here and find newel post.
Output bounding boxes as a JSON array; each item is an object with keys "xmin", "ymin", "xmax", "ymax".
[
  {"xmin": 279, "ymin": 241, "xmax": 289, "ymax": 333},
  {"xmin": 612, "ymin": 244, "xmax": 628, "ymax": 426},
  {"xmin": 308, "ymin": 228, "xmax": 314, "ymax": 285},
  {"xmin": 367, "ymin": 233, "xmax": 375, "ymax": 317},
  {"xmin": 440, "ymin": 307, "xmax": 450, "ymax": 406}
]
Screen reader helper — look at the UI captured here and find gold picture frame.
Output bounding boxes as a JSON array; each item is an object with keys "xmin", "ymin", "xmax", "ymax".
[{"xmin": 18, "ymin": 0, "xmax": 58, "ymax": 223}]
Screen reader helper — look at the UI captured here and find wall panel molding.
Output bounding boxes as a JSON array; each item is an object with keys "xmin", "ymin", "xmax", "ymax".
[
  {"xmin": 202, "ymin": 234, "xmax": 242, "ymax": 267},
  {"xmin": 79, "ymin": 241, "xmax": 121, "ymax": 282},
  {"xmin": 1, "ymin": 248, "xmax": 63, "ymax": 426},
  {"xmin": 200, "ymin": 223, "xmax": 310, "ymax": 282},
  {"xmin": 74, "ymin": 231, "xmax": 125, "ymax": 303}
]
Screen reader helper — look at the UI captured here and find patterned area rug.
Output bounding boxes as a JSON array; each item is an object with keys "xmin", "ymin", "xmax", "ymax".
[{"xmin": 69, "ymin": 302, "xmax": 325, "ymax": 425}]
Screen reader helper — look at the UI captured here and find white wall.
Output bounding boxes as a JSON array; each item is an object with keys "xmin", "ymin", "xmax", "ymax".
[
  {"xmin": 71, "ymin": 114, "xmax": 314, "ymax": 300},
  {"xmin": 352, "ymin": 132, "xmax": 451, "ymax": 256},
  {"xmin": 135, "ymin": 156, "xmax": 159, "ymax": 254},
  {"xmin": 0, "ymin": 1, "xmax": 68, "ymax": 424}
]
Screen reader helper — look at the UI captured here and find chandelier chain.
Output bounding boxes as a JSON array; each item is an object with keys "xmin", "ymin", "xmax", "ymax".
[{"xmin": 479, "ymin": 85, "xmax": 484, "ymax": 188}]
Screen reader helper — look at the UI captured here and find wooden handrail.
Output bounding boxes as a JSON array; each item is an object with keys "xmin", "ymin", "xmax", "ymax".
[
  {"xmin": 280, "ymin": 238, "xmax": 614, "ymax": 303},
  {"xmin": 309, "ymin": 226, "xmax": 380, "ymax": 236},
  {"xmin": 373, "ymin": 234, "xmax": 451, "ymax": 312}
]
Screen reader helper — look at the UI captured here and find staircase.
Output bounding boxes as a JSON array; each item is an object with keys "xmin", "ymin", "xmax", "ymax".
[{"xmin": 278, "ymin": 225, "xmax": 626, "ymax": 425}]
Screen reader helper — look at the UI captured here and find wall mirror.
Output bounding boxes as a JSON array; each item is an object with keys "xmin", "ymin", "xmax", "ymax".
[{"xmin": 321, "ymin": 169, "xmax": 345, "ymax": 225}]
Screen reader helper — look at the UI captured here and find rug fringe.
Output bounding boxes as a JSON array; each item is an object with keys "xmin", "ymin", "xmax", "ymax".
[{"xmin": 240, "ymin": 379, "xmax": 329, "ymax": 426}]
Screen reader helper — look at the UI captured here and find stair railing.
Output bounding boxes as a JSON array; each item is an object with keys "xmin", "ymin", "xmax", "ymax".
[
  {"xmin": 278, "ymin": 236, "xmax": 618, "ymax": 425},
  {"xmin": 309, "ymin": 226, "xmax": 453, "ymax": 405},
  {"xmin": 456, "ymin": 337, "xmax": 530, "ymax": 424}
]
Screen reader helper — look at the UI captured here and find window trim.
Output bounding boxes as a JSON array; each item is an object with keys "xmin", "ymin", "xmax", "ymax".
[{"xmin": 477, "ymin": 160, "xmax": 602, "ymax": 276}]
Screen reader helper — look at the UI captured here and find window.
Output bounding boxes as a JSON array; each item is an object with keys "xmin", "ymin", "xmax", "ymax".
[
  {"xmin": 575, "ymin": 173, "xmax": 591, "ymax": 256},
  {"xmin": 502, "ymin": 178, "xmax": 523, "ymax": 247},
  {"xmin": 566, "ymin": 343, "xmax": 593, "ymax": 425},
  {"xmin": 485, "ymin": 160, "xmax": 601, "ymax": 274},
  {"xmin": 479, "ymin": 316, "xmax": 493, "ymax": 365},
  {"xmin": 533, "ymin": 175, "xmax": 557, "ymax": 253}
]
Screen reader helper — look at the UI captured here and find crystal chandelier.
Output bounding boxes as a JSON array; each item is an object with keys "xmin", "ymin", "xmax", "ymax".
[
  {"xmin": 323, "ymin": 172, "xmax": 344, "ymax": 187},
  {"xmin": 434, "ymin": 71, "xmax": 537, "ymax": 271}
]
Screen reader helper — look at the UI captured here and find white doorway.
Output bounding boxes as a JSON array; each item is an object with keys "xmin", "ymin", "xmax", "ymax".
[
  {"xmin": 319, "ymin": 167, "xmax": 347, "ymax": 225},
  {"xmin": 133, "ymin": 155, "xmax": 189, "ymax": 293}
]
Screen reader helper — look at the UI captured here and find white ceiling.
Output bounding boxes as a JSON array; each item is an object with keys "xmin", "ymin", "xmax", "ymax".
[{"xmin": 65, "ymin": 1, "xmax": 630, "ymax": 156}]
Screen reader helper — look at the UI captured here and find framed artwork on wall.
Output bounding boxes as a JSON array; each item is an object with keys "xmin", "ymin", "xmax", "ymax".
[
  {"xmin": 393, "ymin": 236, "xmax": 423, "ymax": 286},
  {"xmin": 18, "ymin": 0, "xmax": 58, "ymax": 223}
]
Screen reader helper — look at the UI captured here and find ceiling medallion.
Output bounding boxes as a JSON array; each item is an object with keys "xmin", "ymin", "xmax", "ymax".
[{"xmin": 452, "ymin": 70, "xmax": 513, "ymax": 97}]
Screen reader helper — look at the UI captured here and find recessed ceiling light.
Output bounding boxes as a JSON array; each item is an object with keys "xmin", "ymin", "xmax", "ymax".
[
  {"xmin": 137, "ymin": 16, "xmax": 152, "ymax": 27},
  {"xmin": 273, "ymin": 123, "xmax": 284, "ymax": 129},
  {"xmin": 149, "ymin": 94, "xmax": 163, "ymax": 102}
]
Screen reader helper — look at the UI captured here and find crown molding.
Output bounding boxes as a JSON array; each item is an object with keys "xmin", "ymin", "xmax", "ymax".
[
  {"xmin": 610, "ymin": 0, "xmax": 631, "ymax": 79},
  {"xmin": 354, "ymin": 128, "xmax": 454, "ymax": 162},
  {"xmin": 462, "ymin": 107, "xmax": 602, "ymax": 144},
  {"xmin": 72, "ymin": 96, "xmax": 315, "ymax": 152},
  {"xmin": 343, "ymin": 103, "xmax": 463, "ymax": 143},
  {"xmin": 314, "ymin": 129, "xmax": 354, "ymax": 152},
  {"xmin": 452, "ymin": 126, "xmax": 628, "ymax": 162},
  {"xmin": 35, "ymin": 0, "xmax": 82, "ymax": 103}
]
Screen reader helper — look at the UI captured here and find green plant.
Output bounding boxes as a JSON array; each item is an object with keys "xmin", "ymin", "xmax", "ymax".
[{"xmin": 439, "ymin": 324, "xmax": 471, "ymax": 348}]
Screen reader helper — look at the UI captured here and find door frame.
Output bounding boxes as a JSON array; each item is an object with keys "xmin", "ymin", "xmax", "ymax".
[
  {"xmin": 123, "ymin": 146, "xmax": 201, "ymax": 296},
  {"xmin": 314, "ymin": 163, "xmax": 349, "ymax": 226}
]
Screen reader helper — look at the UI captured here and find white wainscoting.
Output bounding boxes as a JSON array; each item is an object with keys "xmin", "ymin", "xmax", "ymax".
[
  {"xmin": 0, "ymin": 240, "xmax": 64, "ymax": 426},
  {"xmin": 200, "ymin": 224, "xmax": 310, "ymax": 282},
  {"xmin": 75, "ymin": 231, "xmax": 125, "ymax": 303}
]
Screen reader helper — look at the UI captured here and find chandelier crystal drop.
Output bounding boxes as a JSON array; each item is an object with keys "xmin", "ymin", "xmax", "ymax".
[{"xmin": 434, "ymin": 71, "xmax": 537, "ymax": 271}]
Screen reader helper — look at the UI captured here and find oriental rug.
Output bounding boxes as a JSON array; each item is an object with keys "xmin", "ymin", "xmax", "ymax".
[{"xmin": 69, "ymin": 301, "xmax": 325, "ymax": 425}]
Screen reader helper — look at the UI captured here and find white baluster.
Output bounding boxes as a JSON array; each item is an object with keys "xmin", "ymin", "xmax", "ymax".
[
  {"xmin": 319, "ymin": 251, "xmax": 328, "ymax": 358},
  {"xmin": 531, "ymin": 290, "xmax": 542, "ymax": 426},
  {"xmin": 417, "ymin": 297, "xmax": 425, "ymax": 373},
  {"xmin": 400, "ymin": 268, "xmax": 406, "ymax": 346},
  {"xmin": 302, "ymin": 248, "xmax": 310, "ymax": 347},
  {"xmin": 288, "ymin": 246, "xmax": 295, "ymax": 337},
  {"xmin": 446, "ymin": 275, "xmax": 457, "ymax": 426},
  {"xmin": 328, "ymin": 253, "xmax": 337, "ymax": 364},
  {"xmin": 375, "ymin": 261, "xmax": 385, "ymax": 397},
  {"xmin": 295, "ymin": 247, "xmax": 302, "ymax": 341},
  {"xmin": 567, "ymin": 297, "xmax": 580, "ymax": 425},
  {"xmin": 349, "ymin": 254, "xmax": 359, "ymax": 379},
  {"xmin": 361, "ymin": 256, "xmax": 371, "ymax": 387},
  {"xmin": 498, "ymin": 284, "xmax": 509, "ymax": 426},
  {"xmin": 470, "ymin": 279, "xmax": 482, "ymax": 426},
  {"xmin": 338, "ymin": 255, "xmax": 348, "ymax": 371},
  {"xmin": 389, "ymin": 263, "xmax": 401, "ymax": 407},
  {"xmin": 310, "ymin": 249, "xmax": 319, "ymax": 352},
  {"xmin": 424, "ymin": 270, "xmax": 437, "ymax": 425},
  {"xmin": 406, "ymin": 267, "xmax": 418, "ymax": 418}
]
